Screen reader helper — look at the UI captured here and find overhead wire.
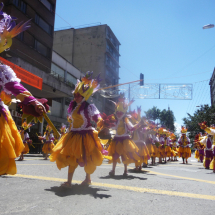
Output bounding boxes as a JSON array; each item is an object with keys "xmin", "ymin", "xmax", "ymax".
[{"xmin": 51, "ymin": 3, "xmax": 215, "ymax": 83}]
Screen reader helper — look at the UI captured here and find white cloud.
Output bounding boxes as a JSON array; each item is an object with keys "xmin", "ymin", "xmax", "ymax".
[{"xmin": 174, "ymin": 122, "xmax": 181, "ymax": 134}]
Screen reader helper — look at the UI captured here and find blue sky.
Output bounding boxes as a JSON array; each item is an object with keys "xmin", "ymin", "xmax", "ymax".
[{"xmin": 55, "ymin": 0, "xmax": 215, "ymax": 132}]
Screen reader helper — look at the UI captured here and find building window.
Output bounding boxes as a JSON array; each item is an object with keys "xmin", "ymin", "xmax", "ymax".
[
  {"xmin": 39, "ymin": 0, "xmax": 54, "ymax": 12},
  {"xmin": 35, "ymin": 40, "xmax": 49, "ymax": 57},
  {"xmin": 35, "ymin": 14, "xmax": 52, "ymax": 35},
  {"xmin": 12, "ymin": 0, "xmax": 27, "ymax": 13},
  {"xmin": 51, "ymin": 63, "xmax": 64, "ymax": 81},
  {"xmin": 16, "ymin": 32, "xmax": 24, "ymax": 41},
  {"xmin": 67, "ymin": 73, "xmax": 77, "ymax": 86},
  {"xmin": 106, "ymin": 55, "xmax": 119, "ymax": 73}
]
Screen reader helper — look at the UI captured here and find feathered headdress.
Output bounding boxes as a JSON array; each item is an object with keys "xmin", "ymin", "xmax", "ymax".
[
  {"xmin": 114, "ymin": 93, "xmax": 134, "ymax": 114},
  {"xmin": 60, "ymin": 123, "xmax": 67, "ymax": 133},
  {"xmin": 170, "ymin": 132, "xmax": 176, "ymax": 140},
  {"xmin": 46, "ymin": 125, "xmax": 52, "ymax": 132},
  {"xmin": 158, "ymin": 127, "xmax": 165, "ymax": 134},
  {"xmin": 67, "ymin": 115, "xmax": 72, "ymax": 123},
  {"xmin": 22, "ymin": 121, "xmax": 32, "ymax": 130},
  {"xmin": 0, "ymin": 3, "xmax": 31, "ymax": 53},
  {"xmin": 73, "ymin": 71, "xmax": 102, "ymax": 101},
  {"xmin": 181, "ymin": 126, "xmax": 187, "ymax": 134}
]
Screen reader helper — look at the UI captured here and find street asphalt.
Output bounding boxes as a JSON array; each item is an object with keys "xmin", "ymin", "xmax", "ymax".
[{"xmin": 0, "ymin": 153, "xmax": 215, "ymax": 215}]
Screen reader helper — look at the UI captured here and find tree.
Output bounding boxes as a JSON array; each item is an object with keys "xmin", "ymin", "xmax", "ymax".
[
  {"xmin": 182, "ymin": 104, "xmax": 215, "ymax": 141},
  {"xmin": 144, "ymin": 106, "xmax": 176, "ymax": 132},
  {"xmin": 144, "ymin": 106, "xmax": 160, "ymax": 122}
]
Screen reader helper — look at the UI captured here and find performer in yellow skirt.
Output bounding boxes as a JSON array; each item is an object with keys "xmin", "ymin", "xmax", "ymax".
[
  {"xmin": 178, "ymin": 127, "xmax": 191, "ymax": 164},
  {"xmin": 18, "ymin": 121, "xmax": 33, "ymax": 161},
  {"xmin": 50, "ymin": 72, "xmax": 104, "ymax": 187},
  {"xmin": 105, "ymin": 93, "xmax": 141, "ymax": 177},
  {"xmin": 158, "ymin": 128, "xmax": 166, "ymax": 163},
  {"xmin": 170, "ymin": 133, "xmax": 178, "ymax": 161},
  {"xmin": 130, "ymin": 107, "xmax": 150, "ymax": 171},
  {"xmin": 39, "ymin": 125, "xmax": 55, "ymax": 160},
  {"xmin": 0, "ymin": 4, "xmax": 47, "ymax": 175}
]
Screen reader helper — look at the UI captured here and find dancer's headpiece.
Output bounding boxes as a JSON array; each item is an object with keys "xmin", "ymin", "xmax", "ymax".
[
  {"xmin": 73, "ymin": 71, "xmax": 102, "ymax": 101},
  {"xmin": 181, "ymin": 126, "xmax": 187, "ymax": 134}
]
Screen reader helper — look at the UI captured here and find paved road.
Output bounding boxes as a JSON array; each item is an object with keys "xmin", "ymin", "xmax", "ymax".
[{"xmin": 0, "ymin": 154, "xmax": 215, "ymax": 215}]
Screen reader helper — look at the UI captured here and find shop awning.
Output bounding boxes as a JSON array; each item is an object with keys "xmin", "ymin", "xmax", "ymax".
[{"xmin": 0, "ymin": 56, "xmax": 43, "ymax": 90}]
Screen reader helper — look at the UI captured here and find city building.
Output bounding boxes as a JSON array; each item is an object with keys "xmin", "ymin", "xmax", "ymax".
[
  {"xmin": 0, "ymin": 0, "xmax": 83, "ymax": 134},
  {"xmin": 53, "ymin": 24, "xmax": 121, "ymax": 114},
  {"xmin": 209, "ymin": 67, "xmax": 215, "ymax": 105}
]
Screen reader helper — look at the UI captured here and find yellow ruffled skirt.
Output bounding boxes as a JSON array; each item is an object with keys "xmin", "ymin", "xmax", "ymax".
[
  {"xmin": 172, "ymin": 147, "xmax": 178, "ymax": 157},
  {"xmin": 158, "ymin": 146, "xmax": 165, "ymax": 158},
  {"xmin": 0, "ymin": 111, "xmax": 24, "ymax": 175},
  {"xmin": 210, "ymin": 156, "xmax": 215, "ymax": 170},
  {"xmin": 151, "ymin": 145, "xmax": 159, "ymax": 158},
  {"xmin": 135, "ymin": 142, "xmax": 150, "ymax": 166},
  {"xmin": 195, "ymin": 150, "xmax": 199, "ymax": 159},
  {"xmin": 42, "ymin": 142, "xmax": 55, "ymax": 154},
  {"xmin": 50, "ymin": 130, "xmax": 103, "ymax": 174},
  {"xmin": 22, "ymin": 143, "xmax": 29, "ymax": 154},
  {"xmin": 146, "ymin": 143, "xmax": 155, "ymax": 157},
  {"xmin": 107, "ymin": 137, "xmax": 140, "ymax": 165},
  {"xmin": 178, "ymin": 146, "xmax": 191, "ymax": 159},
  {"xmin": 165, "ymin": 146, "xmax": 172, "ymax": 157}
]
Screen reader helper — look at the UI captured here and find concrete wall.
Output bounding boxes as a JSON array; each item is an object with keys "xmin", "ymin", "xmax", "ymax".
[
  {"xmin": 72, "ymin": 25, "xmax": 107, "ymax": 81},
  {"xmin": 53, "ymin": 29, "xmax": 74, "ymax": 64}
]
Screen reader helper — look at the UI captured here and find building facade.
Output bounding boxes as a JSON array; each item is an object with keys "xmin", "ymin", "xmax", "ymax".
[
  {"xmin": 0, "ymin": 0, "xmax": 83, "ymax": 133},
  {"xmin": 53, "ymin": 24, "xmax": 121, "ymax": 114},
  {"xmin": 209, "ymin": 68, "xmax": 215, "ymax": 106}
]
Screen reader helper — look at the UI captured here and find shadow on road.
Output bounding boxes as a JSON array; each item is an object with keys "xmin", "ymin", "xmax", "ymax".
[
  {"xmin": 100, "ymin": 174, "xmax": 147, "ymax": 180},
  {"xmin": 45, "ymin": 185, "xmax": 111, "ymax": 199}
]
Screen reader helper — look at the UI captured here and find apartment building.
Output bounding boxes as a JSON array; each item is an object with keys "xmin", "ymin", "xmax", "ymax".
[{"xmin": 53, "ymin": 24, "xmax": 121, "ymax": 114}]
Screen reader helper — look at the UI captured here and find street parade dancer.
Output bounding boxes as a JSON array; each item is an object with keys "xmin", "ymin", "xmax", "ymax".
[
  {"xmin": 158, "ymin": 127, "xmax": 166, "ymax": 163},
  {"xmin": 104, "ymin": 93, "xmax": 141, "ymax": 177},
  {"xmin": 49, "ymin": 72, "xmax": 105, "ymax": 187},
  {"xmin": 130, "ymin": 107, "xmax": 150, "ymax": 171},
  {"xmin": 199, "ymin": 122, "xmax": 214, "ymax": 169},
  {"xmin": 39, "ymin": 125, "xmax": 55, "ymax": 160},
  {"xmin": 178, "ymin": 127, "xmax": 191, "ymax": 164},
  {"xmin": 165, "ymin": 131, "xmax": 172, "ymax": 162},
  {"xmin": 170, "ymin": 133, "xmax": 178, "ymax": 161},
  {"xmin": 145, "ymin": 124, "xmax": 155, "ymax": 167},
  {"xmin": 60, "ymin": 123, "xmax": 67, "ymax": 137},
  {"xmin": 0, "ymin": 3, "xmax": 48, "ymax": 175},
  {"xmin": 18, "ymin": 121, "xmax": 33, "ymax": 161},
  {"xmin": 149, "ymin": 126, "xmax": 159, "ymax": 165},
  {"xmin": 194, "ymin": 133, "xmax": 204, "ymax": 163}
]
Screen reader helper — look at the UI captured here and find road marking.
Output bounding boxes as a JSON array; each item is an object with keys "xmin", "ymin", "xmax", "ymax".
[
  {"xmin": 17, "ymin": 164, "xmax": 54, "ymax": 166},
  {"xmin": 102, "ymin": 164, "xmax": 215, "ymax": 185},
  {"xmin": 7, "ymin": 174, "xmax": 215, "ymax": 201},
  {"xmin": 15, "ymin": 162, "xmax": 213, "ymax": 184}
]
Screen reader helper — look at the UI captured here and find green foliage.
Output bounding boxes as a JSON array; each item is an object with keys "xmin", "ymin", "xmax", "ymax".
[
  {"xmin": 182, "ymin": 104, "xmax": 215, "ymax": 140},
  {"xmin": 144, "ymin": 106, "xmax": 176, "ymax": 132},
  {"xmin": 144, "ymin": 106, "xmax": 160, "ymax": 121}
]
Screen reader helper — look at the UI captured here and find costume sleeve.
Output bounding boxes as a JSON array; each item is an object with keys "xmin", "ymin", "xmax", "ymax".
[
  {"xmin": 88, "ymin": 104, "xmax": 101, "ymax": 123},
  {"xmin": 159, "ymin": 136, "xmax": 164, "ymax": 145},
  {"xmin": 49, "ymin": 133, "xmax": 54, "ymax": 141},
  {"xmin": 0, "ymin": 65, "xmax": 36, "ymax": 104},
  {"xmin": 178, "ymin": 137, "xmax": 182, "ymax": 145},
  {"xmin": 125, "ymin": 117, "xmax": 141, "ymax": 132},
  {"xmin": 205, "ymin": 127, "xmax": 215, "ymax": 135},
  {"xmin": 200, "ymin": 136, "xmax": 207, "ymax": 146}
]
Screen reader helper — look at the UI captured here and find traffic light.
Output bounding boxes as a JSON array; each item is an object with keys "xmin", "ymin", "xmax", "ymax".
[{"xmin": 140, "ymin": 73, "xmax": 144, "ymax": 86}]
